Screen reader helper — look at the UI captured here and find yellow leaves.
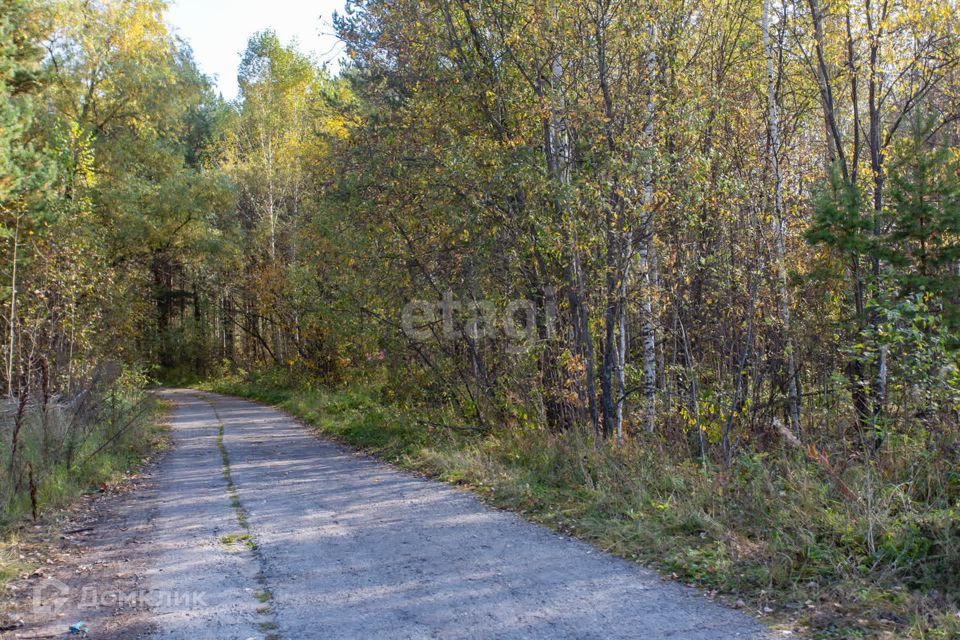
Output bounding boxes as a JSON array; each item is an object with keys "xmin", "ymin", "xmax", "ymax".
[{"xmin": 563, "ymin": 353, "xmax": 586, "ymax": 376}]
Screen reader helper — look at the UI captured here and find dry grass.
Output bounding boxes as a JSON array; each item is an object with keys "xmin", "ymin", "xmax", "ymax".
[{"xmin": 204, "ymin": 373, "xmax": 960, "ymax": 639}]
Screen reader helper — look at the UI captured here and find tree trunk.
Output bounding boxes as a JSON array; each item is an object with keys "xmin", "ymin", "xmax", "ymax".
[
  {"xmin": 639, "ymin": 28, "xmax": 658, "ymax": 434},
  {"xmin": 6, "ymin": 215, "xmax": 20, "ymax": 399},
  {"xmin": 763, "ymin": 0, "xmax": 801, "ymax": 433},
  {"xmin": 545, "ymin": 56, "xmax": 599, "ymax": 436}
]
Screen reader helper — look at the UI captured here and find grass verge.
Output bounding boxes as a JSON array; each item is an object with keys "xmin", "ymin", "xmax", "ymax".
[
  {"xmin": 0, "ymin": 394, "xmax": 170, "ymax": 596},
  {"xmin": 201, "ymin": 374, "xmax": 960, "ymax": 640}
]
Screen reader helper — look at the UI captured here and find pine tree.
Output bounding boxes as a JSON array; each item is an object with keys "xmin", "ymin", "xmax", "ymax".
[
  {"xmin": 0, "ymin": 0, "xmax": 50, "ymax": 208},
  {"xmin": 884, "ymin": 119, "xmax": 960, "ymax": 328}
]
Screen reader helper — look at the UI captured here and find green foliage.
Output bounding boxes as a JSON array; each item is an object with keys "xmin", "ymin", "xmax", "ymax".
[
  {"xmin": 1, "ymin": 0, "xmax": 959, "ymax": 637},
  {"xmin": 884, "ymin": 121, "xmax": 960, "ymax": 326},
  {"xmin": 807, "ymin": 166, "xmax": 872, "ymax": 260},
  {"xmin": 865, "ymin": 292, "xmax": 959, "ymax": 412},
  {"xmin": 205, "ymin": 376, "xmax": 960, "ymax": 638},
  {"xmin": 807, "ymin": 110, "xmax": 960, "ymax": 433},
  {"xmin": 0, "ymin": 378, "xmax": 165, "ymax": 529},
  {"xmin": 0, "ymin": 0, "xmax": 52, "ymax": 209}
]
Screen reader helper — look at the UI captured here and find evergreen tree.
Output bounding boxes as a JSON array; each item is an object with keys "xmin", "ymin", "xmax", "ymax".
[
  {"xmin": 0, "ymin": 0, "xmax": 53, "ymax": 213},
  {"xmin": 884, "ymin": 118, "xmax": 960, "ymax": 328}
]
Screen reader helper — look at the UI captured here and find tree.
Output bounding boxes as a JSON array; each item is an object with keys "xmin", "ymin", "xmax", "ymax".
[
  {"xmin": 802, "ymin": 0, "xmax": 960, "ymax": 428},
  {"xmin": 0, "ymin": 0, "xmax": 54, "ymax": 397},
  {"xmin": 884, "ymin": 116, "xmax": 960, "ymax": 327},
  {"xmin": 763, "ymin": 0, "xmax": 801, "ymax": 432}
]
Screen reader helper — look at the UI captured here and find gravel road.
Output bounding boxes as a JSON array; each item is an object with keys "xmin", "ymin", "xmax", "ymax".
[{"xmin": 11, "ymin": 390, "xmax": 771, "ymax": 639}]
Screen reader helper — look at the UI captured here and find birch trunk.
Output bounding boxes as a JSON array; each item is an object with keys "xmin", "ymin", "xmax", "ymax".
[
  {"xmin": 763, "ymin": 0, "xmax": 801, "ymax": 433},
  {"xmin": 6, "ymin": 215, "xmax": 20, "ymax": 399},
  {"xmin": 639, "ymin": 28, "xmax": 658, "ymax": 434}
]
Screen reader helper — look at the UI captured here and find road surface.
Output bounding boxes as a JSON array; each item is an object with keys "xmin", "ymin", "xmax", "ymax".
[{"xmin": 13, "ymin": 390, "xmax": 770, "ymax": 639}]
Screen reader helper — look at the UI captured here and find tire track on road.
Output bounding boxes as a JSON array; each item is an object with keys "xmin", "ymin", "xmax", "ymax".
[{"xmin": 208, "ymin": 398, "xmax": 281, "ymax": 640}]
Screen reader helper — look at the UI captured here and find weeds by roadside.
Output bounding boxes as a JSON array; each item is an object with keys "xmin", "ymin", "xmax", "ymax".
[
  {"xmin": 1, "ymin": 369, "xmax": 169, "ymax": 597},
  {"xmin": 0, "ymin": 367, "xmax": 163, "ymax": 527},
  {"xmin": 202, "ymin": 371, "xmax": 960, "ymax": 640}
]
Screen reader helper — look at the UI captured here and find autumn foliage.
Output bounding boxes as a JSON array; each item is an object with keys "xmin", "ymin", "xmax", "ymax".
[{"xmin": 2, "ymin": 0, "xmax": 960, "ymax": 636}]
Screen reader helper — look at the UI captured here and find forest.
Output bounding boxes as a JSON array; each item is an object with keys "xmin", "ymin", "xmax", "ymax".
[{"xmin": 1, "ymin": 0, "xmax": 959, "ymax": 637}]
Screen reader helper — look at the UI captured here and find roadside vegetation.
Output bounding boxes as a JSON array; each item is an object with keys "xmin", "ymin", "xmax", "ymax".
[
  {"xmin": 0, "ymin": 369, "xmax": 167, "ymax": 593},
  {"xmin": 204, "ymin": 370, "xmax": 958, "ymax": 640},
  {"xmin": 1, "ymin": 0, "xmax": 201, "ymax": 561},
  {"xmin": 0, "ymin": 370, "xmax": 163, "ymax": 529}
]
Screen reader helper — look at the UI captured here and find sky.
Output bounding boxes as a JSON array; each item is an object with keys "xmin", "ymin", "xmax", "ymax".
[{"xmin": 166, "ymin": 0, "xmax": 347, "ymax": 101}]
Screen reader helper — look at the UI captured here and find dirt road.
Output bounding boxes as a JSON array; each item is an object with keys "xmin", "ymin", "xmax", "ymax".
[{"xmin": 10, "ymin": 390, "xmax": 770, "ymax": 639}]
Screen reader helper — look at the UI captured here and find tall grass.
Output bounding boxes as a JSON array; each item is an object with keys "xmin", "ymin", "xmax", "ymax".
[
  {"xmin": 205, "ymin": 371, "xmax": 960, "ymax": 639},
  {"xmin": 0, "ymin": 369, "xmax": 165, "ymax": 530}
]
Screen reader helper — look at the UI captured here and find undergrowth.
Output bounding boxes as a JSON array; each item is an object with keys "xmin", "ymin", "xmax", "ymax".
[
  {"xmin": 202, "ymin": 371, "xmax": 960, "ymax": 640},
  {"xmin": 0, "ymin": 387, "xmax": 169, "ymax": 592},
  {"xmin": 0, "ymin": 400, "xmax": 166, "ymax": 529}
]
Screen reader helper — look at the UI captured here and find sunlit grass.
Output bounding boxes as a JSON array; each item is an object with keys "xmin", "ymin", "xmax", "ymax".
[
  {"xmin": 0, "ymin": 396, "xmax": 169, "ymax": 594},
  {"xmin": 201, "ymin": 373, "xmax": 960, "ymax": 639}
]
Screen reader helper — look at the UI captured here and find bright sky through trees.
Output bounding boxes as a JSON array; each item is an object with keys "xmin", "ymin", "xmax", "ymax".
[{"xmin": 166, "ymin": 0, "xmax": 345, "ymax": 100}]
